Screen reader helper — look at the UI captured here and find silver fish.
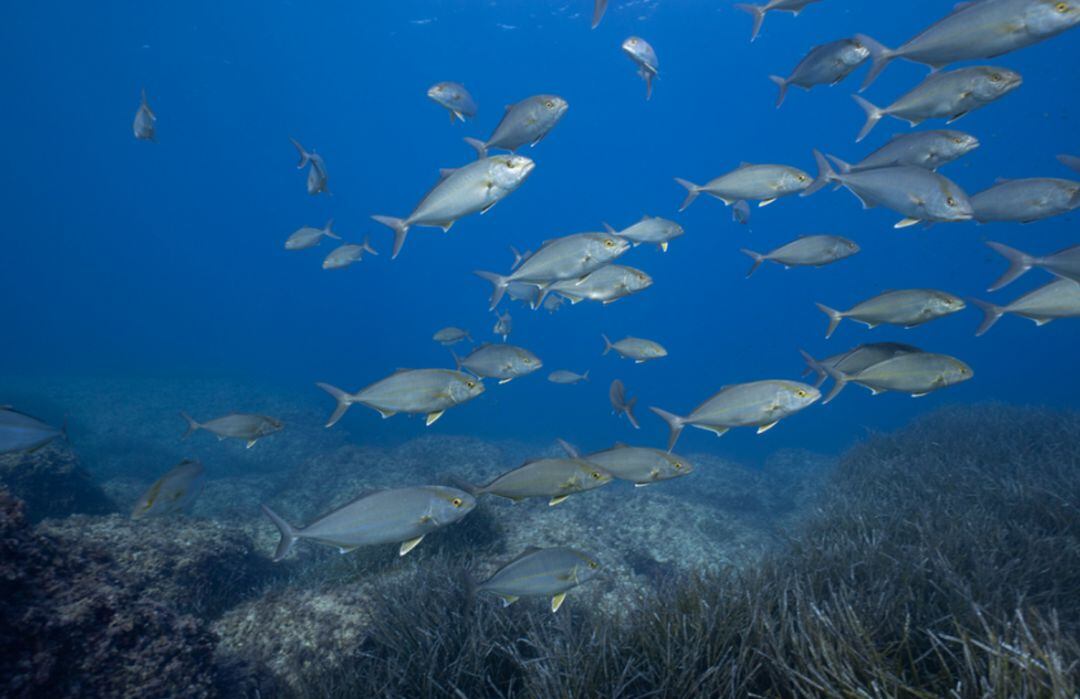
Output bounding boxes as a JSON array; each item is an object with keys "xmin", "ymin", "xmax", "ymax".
[
  {"xmin": 468, "ymin": 458, "xmax": 613, "ymax": 506},
  {"xmin": 799, "ymin": 343, "xmax": 923, "ymax": 388},
  {"xmin": 372, "ymin": 155, "xmax": 535, "ymax": 258},
  {"xmin": 455, "ymin": 344, "xmax": 541, "ymax": 384},
  {"xmin": 823, "ymin": 352, "xmax": 973, "ymax": 404},
  {"xmin": 316, "ymin": 369, "xmax": 484, "ymax": 427},
  {"xmin": 133, "ymin": 88, "xmax": 157, "ymax": 141},
  {"xmin": 971, "ymin": 178, "xmax": 1080, "ymax": 223},
  {"xmin": 650, "ymin": 380, "xmax": 820, "ymax": 451},
  {"xmin": 985, "ymin": 241, "xmax": 1080, "ymax": 290},
  {"xmin": 770, "ymin": 38, "xmax": 870, "ymax": 107},
  {"xmin": 733, "ymin": 200, "xmax": 752, "ymax": 225},
  {"xmin": 735, "ymin": 0, "xmax": 823, "ymax": 41},
  {"xmin": 622, "ymin": 36, "xmax": 659, "ymax": 100},
  {"xmin": 131, "ymin": 459, "xmax": 205, "ymax": 519},
  {"xmin": 464, "ymin": 94, "xmax": 568, "ymax": 158},
  {"xmin": 262, "ymin": 486, "xmax": 475, "ymax": 560},
  {"xmin": 558, "ymin": 438, "xmax": 693, "ymax": 486},
  {"xmin": 592, "ymin": 0, "xmax": 608, "ymax": 28},
  {"xmin": 675, "ymin": 163, "xmax": 812, "ymax": 210},
  {"xmin": 180, "ymin": 412, "xmax": 283, "ymax": 449},
  {"xmin": 609, "ymin": 379, "xmax": 640, "ymax": 429},
  {"xmin": 478, "ymin": 546, "xmax": 600, "ymax": 612},
  {"xmin": 853, "ymin": 67, "xmax": 1022, "ymax": 142},
  {"xmin": 858, "ymin": 0, "xmax": 1080, "ymax": 89},
  {"xmin": 604, "ymin": 217, "xmax": 684, "ymax": 252},
  {"xmin": 549, "ymin": 265, "xmax": 653, "ymax": 305},
  {"xmin": 290, "ymin": 138, "xmax": 330, "ymax": 195},
  {"xmin": 548, "ymin": 370, "xmax": 590, "ymax": 384},
  {"xmin": 742, "ymin": 235, "xmax": 859, "ymax": 277},
  {"xmin": 806, "ymin": 151, "xmax": 974, "ymax": 228},
  {"xmin": 0, "ymin": 407, "xmax": 63, "ymax": 454},
  {"xmin": 842, "ymin": 130, "xmax": 980, "ymax": 172},
  {"xmin": 427, "ymin": 81, "xmax": 478, "ymax": 122},
  {"xmin": 971, "ymin": 278, "xmax": 1080, "ymax": 335},
  {"xmin": 816, "ymin": 289, "xmax": 966, "ymax": 338},
  {"xmin": 493, "ymin": 311, "xmax": 512, "ymax": 341},
  {"xmin": 433, "ymin": 327, "xmax": 473, "ymax": 346},
  {"xmin": 601, "ymin": 334, "xmax": 668, "ymax": 363},
  {"xmin": 322, "ymin": 238, "xmax": 377, "ymax": 270},
  {"xmin": 285, "ymin": 219, "xmax": 341, "ymax": 250}
]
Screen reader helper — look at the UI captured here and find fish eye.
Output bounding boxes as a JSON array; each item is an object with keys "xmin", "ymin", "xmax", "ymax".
[
  {"xmin": 853, "ymin": 40, "xmax": 863, "ymax": 48},
  {"xmin": 796, "ymin": 389, "xmax": 808, "ymax": 398},
  {"xmin": 506, "ymin": 160, "xmax": 517, "ymax": 169},
  {"xmin": 466, "ymin": 380, "xmax": 476, "ymax": 388},
  {"xmin": 545, "ymin": 100, "xmax": 555, "ymax": 109},
  {"xmin": 946, "ymin": 196, "xmax": 957, "ymax": 206},
  {"xmin": 990, "ymin": 72, "xmax": 1002, "ymax": 82},
  {"xmin": 451, "ymin": 497, "xmax": 463, "ymax": 507},
  {"xmin": 797, "ymin": 174, "xmax": 807, "ymax": 182},
  {"xmin": 1057, "ymin": 2, "xmax": 1069, "ymax": 12},
  {"xmin": 953, "ymin": 137, "xmax": 964, "ymax": 144},
  {"xmin": 673, "ymin": 462, "xmax": 682, "ymax": 470},
  {"xmin": 591, "ymin": 471, "xmax": 602, "ymax": 480},
  {"xmin": 604, "ymin": 239, "xmax": 615, "ymax": 247}
]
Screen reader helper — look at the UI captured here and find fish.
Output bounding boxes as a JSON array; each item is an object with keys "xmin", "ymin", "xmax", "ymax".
[
  {"xmin": 316, "ymin": 369, "xmax": 484, "ymax": 427},
  {"xmin": 322, "ymin": 238, "xmax": 378, "ymax": 270},
  {"xmin": 1059, "ymin": 154, "xmax": 1080, "ymax": 174},
  {"xmin": 823, "ymin": 352, "xmax": 973, "ymax": 404},
  {"xmin": 741, "ymin": 235, "xmax": 860, "ymax": 277},
  {"xmin": 732, "ymin": 200, "xmax": 752, "ymax": 225},
  {"xmin": 548, "ymin": 370, "xmax": 590, "ymax": 385},
  {"xmin": 970, "ymin": 178, "xmax": 1080, "ymax": 223},
  {"xmin": 799, "ymin": 343, "xmax": 923, "ymax": 388},
  {"xmin": 609, "ymin": 379, "xmax": 640, "ymax": 429},
  {"xmin": 806, "ymin": 151, "xmax": 974, "ymax": 227},
  {"xmin": 770, "ymin": 38, "xmax": 870, "ymax": 108},
  {"xmin": 604, "ymin": 217, "xmax": 683, "ymax": 252},
  {"xmin": 852, "ymin": 67, "xmax": 1022, "ymax": 142},
  {"xmin": 735, "ymin": 0, "xmax": 823, "ymax": 41},
  {"xmin": 454, "ymin": 344, "xmax": 542, "ymax": 384},
  {"xmin": 290, "ymin": 138, "xmax": 330, "ymax": 196},
  {"xmin": 464, "ymin": 94, "xmax": 569, "ymax": 159},
  {"xmin": 0, "ymin": 407, "xmax": 64, "ymax": 454},
  {"xmin": 543, "ymin": 295, "xmax": 565, "ymax": 313},
  {"xmin": 433, "ymin": 327, "xmax": 473, "ymax": 346},
  {"xmin": 650, "ymin": 380, "xmax": 820, "ymax": 451},
  {"xmin": 985, "ymin": 241, "xmax": 1080, "ymax": 291},
  {"xmin": 285, "ymin": 220, "xmax": 341, "ymax": 250},
  {"xmin": 558, "ymin": 438, "xmax": 693, "ymax": 486},
  {"xmin": 549, "ymin": 265, "xmax": 653, "ymax": 305},
  {"xmin": 839, "ymin": 130, "xmax": 980, "ymax": 172},
  {"xmin": 427, "ymin": 82, "xmax": 478, "ymax": 122},
  {"xmin": 131, "ymin": 459, "xmax": 205, "ymax": 519},
  {"xmin": 857, "ymin": 0, "xmax": 1080, "ymax": 89},
  {"xmin": 675, "ymin": 163, "xmax": 813, "ymax": 211},
  {"xmin": 372, "ymin": 155, "xmax": 535, "ymax": 258},
  {"xmin": 261, "ymin": 486, "xmax": 476, "ymax": 561},
  {"xmin": 815, "ymin": 289, "xmax": 966, "ymax": 338},
  {"xmin": 493, "ymin": 311, "xmax": 512, "ymax": 341},
  {"xmin": 132, "ymin": 88, "xmax": 157, "ymax": 141},
  {"xmin": 601, "ymin": 334, "xmax": 668, "ymax": 363},
  {"xmin": 475, "ymin": 233, "xmax": 631, "ymax": 309},
  {"xmin": 592, "ymin": 0, "xmax": 608, "ymax": 28},
  {"xmin": 970, "ymin": 278, "xmax": 1080, "ymax": 336},
  {"xmin": 622, "ymin": 37, "xmax": 659, "ymax": 100},
  {"xmin": 477, "ymin": 547, "xmax": 600, "ymax": 612},
  {"xmin": 180, "ymin": 412, "xmax": 283, "ymax": 449},
  {"xmin": 464, "ymin": 458, "xmax": 613, "ymax": 506}
]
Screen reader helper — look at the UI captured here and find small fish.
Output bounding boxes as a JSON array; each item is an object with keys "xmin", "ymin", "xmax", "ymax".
[
  {"xmin": 464, "ymin": 95, "xmax": 569, "ymax": 159},
  {"xmin": 815, "ymin": 289, "xmax": 966, "ymax": 338},
  {"xmin": 262, "ymin": 486, "xmax": 475, "ymax": 560},
  {"xmin": 455, "ymin": 344, "xmax": 541, "ymax": 384},
  {"xmin": 180, "ymin": 412, "xmax": 283, "ymax": 449},
  {"xmin": 675, "ymin": 163, "xmax": 812, "ymax": 211},
  {"xmin": 741, "ymin": 235, "xmax": 859, "ymax": 277},
  {"xmin": 290, "ymin": 138, "xmax": 330, "ymax": 196},
  {"xmin": 604, "ymin": 217, "xmax": 683, "ymax": 252},
  {"xmin": 322, "ymin": 238, "xmax": 378, "ymax": 270},
  {"xmin": 770, "ymin": 38, "xmax": 870, "ymax": 107},
  {"xmin": 478, "ymin": 547, "xmax": 600, "ymax": 612},
  {"xmin": 799, "ymin": 343, "xmax": 923, "ymax": 388},
  {"xmin": 823, "ymin": 353, "xmax": 973, "ymax": 404},
  {"xmin": 1059, "ymin": 154, "xmax": 1080, "ymax": 175},
  {"xmin": 133, "ymin": 88, "xmax": 157, "ymax": 141},
  {"xmin": 427, "ymin": 82, "xmax": 478, "ymax": 123},
  {"xmin": 433, "ymin": 327, "xmax": 473, "ymax": 346},
  {"xmin": 0, "ymin": 407, "xmax": 64, "ymax": 454},
  {"xmin": 971, "ymin": 178, "xmax": 1080, "ymax": 223},
  {"xmin": 464, "ymin": 458, "xmax": 613, "ymax": 505},
  {"xmin": 558, "ymin": 438, "xmax": 693, "ymax": 486},
  {"xmin": 622, "ymin": 37, "xmax": 659, "ymax": 100},
  {"xmin": 285, "ymin": 219, "xmax": 341, "ymax": 250},
  {"xmin": 985, "ymin": 241, "xmax": 1080, "ymax": 291},
  {"xmin": 609, "ymin": 379, "xmax": 640, "ymax": 429},
  {"xmin": 591, "ymin": 0, "xmax": 608, "ymax": 28},
  {"xmin": 651, "ymin": 380, "xmax": 820, "ymax": 450},
  {"xmin": 549, "ymin": 265, "xmax": 653, "ymax": 305},
  {"xmin": 971, "ymin": 279, "xmax": 1080, "ymax": 336},
  {"xmin": 316, "ymin": 370, "xmax": 484, "ymax": 427},
  {"xmin": 852, "ymin": 67, "xmax": 1022, "ymax": 142},
  {"xmin": 601, "ymin": 334, "xmax": 667, "ymax": 363},
  {"xmin": 548, "ymin": 370, "xmax": 590, "ymax": 385},
  {"xmin": 131, "ymin": 459, "xmax": 205, "ymax": 519},
  {"xmin": 840, "ymin": 130, "xmax": 980, "ymax": 172},
  {"xmin": 493, "ymin": 311, "xmax": 513, "ymax": 341},
  {"xmin": 735, "ymin": 0, "xmax": 823, "ymax": 42},
  {"xmin": 732, "ymin": 200, "xmax": 752, "ymax": 225}
]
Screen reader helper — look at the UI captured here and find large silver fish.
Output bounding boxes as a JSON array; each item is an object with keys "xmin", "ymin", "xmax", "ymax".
[
  {"xmin": 741, "ymin": 235, "xmax": 859, "ymax": 277},
  {"xmin": 322, "ymin": 238, "xmax": 377, "ymax": 270},
  {"xmin": 464, "ymin": 94, "xmax": 568, "ymax": 158},
  {"xmin": 0, "ymin": 407, "xmax": 63, "ymax": 454},
  {"xmin": 316, "ymin": 369, "xmax": 484, "ymax": 427},
  {"xmin": 558, "ymin": 438, "xmax": 693, "ymax": 486},
  {"xmin": 262, "ymin": 486, "xmax": 476, "ymax": 560},
  {"xmin": 823, "ymin": 353, "xmax": 973, "ymax": 403},
  {"xmin": 454, "ymin": 344, "xmax": 542, "ymax": 384},
  {"xmin": 290, "ymin": 138, "xmax": 330, "ymax": 195},
  {"xmin": 735, "ymin": 0, "xmax": 823, "ymax": 42},
  {"xmin": 604, "ymin": 217, "xmax": 684, "ymax": 252},
  {"xmin": 985, "ymin": 241, "xmax": 1080, "ymax": 290},
  {"xmin": 971, "ymin": 178, "xmax": 1080, "ymax": 223},
  {"xmin": 549, "ymin": 265, "xmax": 653, "ymax": 305},
  {"xmin": 467, "ymin": 458, "xmax": 613, "ymax": 506},
  {"xmin": 841, "ymin": 130, "xmax": 980, "ymax": 172},
  {"xmin": 971, "ymin": 278, "xmax": 1080, "ymax": 335},
  {"xmin": 131, "ymin": 459, "xmax": 205, "ymax": 519},
  {"xmin": 609, "ymin": 379, "xmax": 640, "ymax": 429},
  {"xmin": 427, "ymin": 81, "xmax": 478, "ymax": 123},
  {"xmin": 285, "ymin": 220, "xmax": 341, "ymax": 250},
  {"xmin": 675, "ymin": 163, "xmax": 812, "ymax": 210},
  {"xmin": 180, "ymin": 412, "xmax": 283, "ymax": 449},
  {"xmin": 622, "ymin": 36, "xmax": 659, "ymax": 100},
  {"xmin": 770, "ymin": 38, "xmax": 870, "ymax": 107},
  {"xmin": 799, "ymin": 343, "xmax": 923, "ymax": 388},
  {"xmin": 132, "ymin": 88, "xmax": 157, "ymax": 141},
  {"xmin": 478, "ymin": 547, "xmax": 600, "ymax": 612},
  {"xmin": 601, "ymin": 334, "xmax": 667, "ymax": 363},
  {"xmin": 815, "ymin": 289, "xmax": 966, "ymax": 338}
]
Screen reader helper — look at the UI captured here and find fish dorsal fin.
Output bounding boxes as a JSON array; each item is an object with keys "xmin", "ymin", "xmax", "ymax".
[
  {"xmin": 613, "ymin": 441, "xmax": 628, "ymax": 448},
  {"xmin": 994, "ymin": 177, "xmax": 1012, "ymax": 184},
  {"xmin": 556, "ymin": 438, "xmax": 581, "ymax": 458},
  {"xmin": 951, "ymin": 2, "xmax": 976, "ymax": 14},
  {"xmin": 603, "ymin": 222, "xmax": 617, "ymax": 234},
  {"xmin": 739, "ymin": 161, "xmax": 754, "ymax": 168},
  {"xmin": 394, "ymin": 367, "xmax": 413, "ymax": 374},
  {"xmin": 439, "ymin": 168, "xmax": 458, "ymax": 180},
  {"xmin": 498, "ymin": 546, "xmax": 544, "ymax": 569}
]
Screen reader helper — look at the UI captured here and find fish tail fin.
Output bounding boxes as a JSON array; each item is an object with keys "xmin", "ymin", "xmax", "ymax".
[
  {"xmin": 582, "ymin": 369, "xmax": 590, "ymax": 382},
  {"xmin": 261, "ymin": 504, "xmax": 299, "ymax": 562},
  {"xmin": 852, "ymin": 94, "xmax": 883, "ymax": 143},
  {"xmin": 362, "ymin": 235, "xmax": 378, "ymax": 256},
  {"xmin": 649, "ymin": 407, "xmax": 686, "ymax": 452},
  {"xmin": 855, "ymin": 34, "xmax": 895, "ymax": 91},
  {"xmin": 624, "ymin": 396, "xmax": 640, "ymax": 429},
  {"xmin": 556, "ymin": 438, "xmax": 581, "ymax": 458},
  {"xmin": 799, "ymin": 349, "xmax": 828, "ymax": 388},
  {"xmin": 674, "ymin": 178, "xmax": 701, "ymax": 211},
  {"xmin": 601, "ymin": 333, "xmax": 614, "ymax": 355},
  {"xmin": 740, "ymin": 248, "xmax": 766, "ymax": 277},
  {"xmin": 815, "ymin": 302, "xmax": 843, "ymax": 339},
  {"xmin": 803, "ymin": 149, "xmax": 837, "ymax": 197},
  {"xmin": 769, "ymin": 75, "xmax": 788, "ymax": 108},
  {"xmin": 474, "ymin": 270, "xmax": 509, "ymax": 310},
  {"xmin": 985, "ymin": 241, "xmax": 1034, "ymax": 291},
  {"xmin": 315, "ymin": 382, "xmax": 352, "ymax": 427},
  {"xmin": 371, "ymin": 215, "xmax": 409, "ymax": 259},
  {"xmin": 180, "ymin": 411, "xmax": 200, "ymax": 439},
  {"xmin": 464, "ymin": 137, "xmax": 488, "ymax": 159},
  {"xmin": 322, "ymin": 218, "xmax": 341, "ymax": 240},
  {"xmin": 822, "ymin": 366, "xmax": 850, "ymax": 405},
  {"xmin": 289, "ymin": 137, "xmax": 310, "ymax": 169},
  {"xmin": 734, "ymin": 4, "xmax": 765, "ymax": 41},
  {"xmin": 591, "ymin": 0, "xmax": 607, "ymax": 28},
  {"xmin": 970, "ymin": 298, "xmax": 1005, "ymax": 337}
]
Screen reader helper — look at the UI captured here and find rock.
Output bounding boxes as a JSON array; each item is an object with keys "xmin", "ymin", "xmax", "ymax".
[{"xmin": 0, "ymin": 442, "xmax": 115, "ymax": 522}]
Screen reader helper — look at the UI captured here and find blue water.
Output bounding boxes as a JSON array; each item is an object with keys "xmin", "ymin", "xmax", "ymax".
[{"xmin": 2, "ymin": 0, "xmax": 1078, "ymax": 465}]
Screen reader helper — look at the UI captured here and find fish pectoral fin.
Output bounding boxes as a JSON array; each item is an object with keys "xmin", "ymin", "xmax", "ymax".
[
  {"xmin": 551, "ymin": 592, "xmax": 568, "ymax": 613},
  {"xmin": 660, "ymin": 242, "xmax": 669, "ymax": 252},
  {"xmin": 399, "ymin": 536, "xmax": 425, "ymax": 556},
  {"xmin": 425, "ymin": 410, "xmax": 446, "ymax": 426},
  {"xmin": 498, "ymin": 378, "xmax": 513, "ymax": 385},
  {"xmin": 757, "ymin": 421, "xmax": 780, "ymax": 435},
  {"xmin": 549, "ymin": 495, "xmax": 570, "ymax": 507},
  {"xmin": 246, "ymin": 439, "xmax": 258, "ymax": 449},
  {"xmin": 634, "ymin": 359, "xmax": 644, "ymax": 364},
  {"xmin": 500, "ymin": 595, "xmax": 519, "ymax": 607},
  {"xmin": 895, "ymin": 218, "xmax": 921, "ymax": 229},
  {"xmin": 758, "ymin": 198, "xmax": 777, "ymax": 208}
]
